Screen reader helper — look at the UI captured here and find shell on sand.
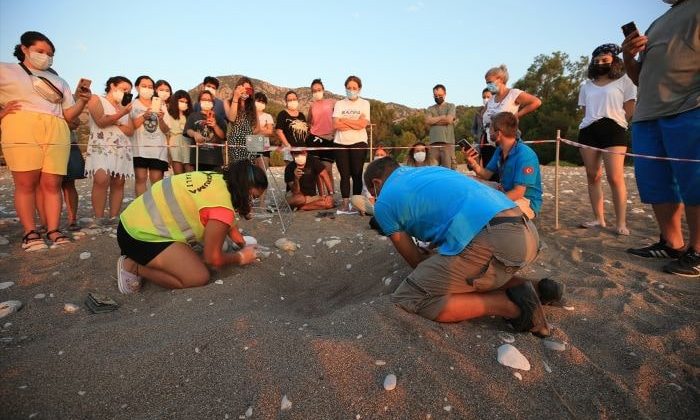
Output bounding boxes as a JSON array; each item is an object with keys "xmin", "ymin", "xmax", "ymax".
[{"xmin": 497, "ymin": 344, "xmax": 531, "ymax": 371}]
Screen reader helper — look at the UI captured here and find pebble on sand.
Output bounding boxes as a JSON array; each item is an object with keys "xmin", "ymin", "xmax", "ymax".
[
  {"xmin": 275, "ymin": 238, "xmax": 298, "ymax": 252},
  {"xmin": 513, "ymin": 372, "xmax": 523, "ymax": 381},
  {"xmin": 498, "ymin": 332, "xmax": 515, "ymax": 343},
  {"xmin": 383, "ymin": 374, "xmax": 397, "ymax": 391},
  {"xmin": 280, "ymin": 394, "xmax": 293, "ymax": 411},
  {"xmin": 245, "ymin": 406, "xmax": 253, "ymax": 417},
  {"xmin": 543, "ymin": 339, "xmax": 566, "ymax": 351},
  {"xmin": 497, "ymin": 344, "xmax": 531, "ymax": 371},
  {"xmin": 0, "ymin": 281, "xmax": 14, "ymax": 290},
  {"xmin": 34, "ymin": 293, "xmax": 46, "ymax": 299},
  {"xmin": 375, "ymin": 360, "xmax": 387, "ymax": 366},
  {"xmin": 443, "ymin": 406, "xmax": 452, "ymax": 412},
  {"xmin": 0, "ymin": 235, "xmax": 9, "ymax": 245},
  {"xmin": 79, "ymin": 252, "xmax": 91, "ymax": 260},
  {"xmin": 214, "ymin": 280, "xmax": 224, "ymax": 285},
  {"xmin": 324, "ymin": 239, "xmax": 341, "ymax": 249}
]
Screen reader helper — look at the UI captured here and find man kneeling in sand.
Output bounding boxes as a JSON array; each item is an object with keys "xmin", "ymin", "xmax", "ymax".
[
  {"xmin": 285, "ymin": 150, "xmax": 334, "ymax": 211},
  {"xmin": 364, "ymin": 157, "xmax": 562, "ymax": 336}
]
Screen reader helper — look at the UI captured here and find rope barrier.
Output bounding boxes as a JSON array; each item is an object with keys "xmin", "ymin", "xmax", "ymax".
[{"xmin": 1, "ymin": 137, "xmax": 698, "ymax": 162}]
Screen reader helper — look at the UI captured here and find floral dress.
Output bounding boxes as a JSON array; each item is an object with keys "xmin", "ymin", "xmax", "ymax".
[{"xmin": 84, "ymin": 96, "xmax": 134, "ymax": 178}]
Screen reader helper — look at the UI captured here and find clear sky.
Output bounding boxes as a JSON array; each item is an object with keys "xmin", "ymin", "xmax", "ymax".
[{"xmin": 0, "ymin": 0, "xmax": 667, "ymax": 109}]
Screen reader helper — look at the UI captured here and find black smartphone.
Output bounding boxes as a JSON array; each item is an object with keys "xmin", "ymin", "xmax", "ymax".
[
  {"xmin": 622, "ymin": 21, "xmax": 638, "ymax": 37},
  {"xmin": 457, "ymin": 138, "xmax": 479, "ymax": 154},
  {"xmin": 121, "ymin": 92, "xmax": 133, "ymax": 106}
]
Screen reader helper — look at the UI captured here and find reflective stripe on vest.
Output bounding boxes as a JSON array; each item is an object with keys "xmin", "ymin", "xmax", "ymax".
[{"xmin": 142, "ymin": 177, "xmax": 196, "ymax": 241}]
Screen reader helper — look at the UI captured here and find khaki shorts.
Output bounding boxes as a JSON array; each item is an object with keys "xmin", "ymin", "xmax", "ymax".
[
  {"xmin": 1, "ymin": 111, "xmax": 70, "ymax": 174},
  {"xmin": 391, "ymin": 216, "xmax": 540, "ymax": 320}
]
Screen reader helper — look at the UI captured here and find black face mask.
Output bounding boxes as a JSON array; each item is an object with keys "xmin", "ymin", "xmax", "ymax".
[
  {"xmin": 591, "ymin": 63, "xmax": 612, "ymax": 77},
  {"xmin": 434, "ymin": 96, "xmax": 444, "ymax": 105}
]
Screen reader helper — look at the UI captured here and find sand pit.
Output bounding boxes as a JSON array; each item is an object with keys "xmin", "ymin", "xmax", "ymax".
[{"xmin": 0, "ymin": 165, "xmax": 698, "ymax": 418}]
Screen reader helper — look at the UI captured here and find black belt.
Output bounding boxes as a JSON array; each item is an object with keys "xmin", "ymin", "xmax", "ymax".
[{"xmin": 488, "ymin": 216, "xmax": 525, "ymax": 227}]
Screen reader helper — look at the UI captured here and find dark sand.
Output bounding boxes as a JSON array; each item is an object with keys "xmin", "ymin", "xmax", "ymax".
[{"xmin": 0, "ymin": 165, "xmax": 698, "ymax": 419}]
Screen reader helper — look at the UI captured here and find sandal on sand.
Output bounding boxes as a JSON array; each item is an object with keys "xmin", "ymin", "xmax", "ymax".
[
  {"xmin": 579, "ymin": 220, "xmax": 605, "ymax": 229},
  {"xmin": 21, "ymin": 230, "xmax": 48, "ymax": 252},
  {"xmin": 117, "ymin": 256, "xmax": 142, "ymax": 294},
  {"xmin": 46, "ymin": 229, "xmax": 71, "ymax": 246},
  {"xmin": 506, "ymin": 282, "xmax": 550, "ymax": 337},
  {"xmin": 67, "ymin": 223, "xmax": 81, "ymax": 232}
]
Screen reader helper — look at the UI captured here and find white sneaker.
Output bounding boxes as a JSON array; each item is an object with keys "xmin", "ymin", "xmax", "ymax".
[{"xmin": 117, "ymin": 256, "xmax": 142, "ymax": 294}]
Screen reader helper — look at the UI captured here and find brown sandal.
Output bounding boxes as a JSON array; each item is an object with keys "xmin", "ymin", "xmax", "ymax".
[{"xmin": 46, "ymin": 229, "xmax": 71, "ymax": 245}]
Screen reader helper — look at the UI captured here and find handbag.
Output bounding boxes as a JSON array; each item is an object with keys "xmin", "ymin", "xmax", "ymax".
[{"xmin": 19, "ymin": 63, "xmax": 64, "ymax": 104}]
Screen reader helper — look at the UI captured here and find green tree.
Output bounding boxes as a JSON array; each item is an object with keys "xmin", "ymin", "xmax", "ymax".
[
  {"xmin": 369, "ymin": 99, "xmax": 396, "ymax": 147},
  {"xmin": 513, "ymin": 51, "xmax": 588, "ymax": 164}
]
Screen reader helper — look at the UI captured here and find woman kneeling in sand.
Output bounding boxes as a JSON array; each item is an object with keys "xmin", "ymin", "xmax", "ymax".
[{"xmin": 115, "ymin": 161, "xmax": 267, "ymax": 293}]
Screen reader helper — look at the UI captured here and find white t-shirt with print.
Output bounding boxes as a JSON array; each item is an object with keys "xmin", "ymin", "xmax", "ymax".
[
  {"xmin": 482, "ymin": 88, "xmax": 522, "ymax": 145},
  {"xmin": 258, "ymin": 112, "xmax": 273, "ymax": 127},
  {"xmin": 578, "ymin": 75, "xmax": 637, "ymax": 129},
  {"xmin": 130, "ymin": 99, "xmax": 168, "ymax": 161},
  {"xmin": 333, "ymin": 98, "xmax": 370, "ymax": 145},
  {"xmin": 0, "ymin": 62, "xmax": 75, "ymax": 117}
]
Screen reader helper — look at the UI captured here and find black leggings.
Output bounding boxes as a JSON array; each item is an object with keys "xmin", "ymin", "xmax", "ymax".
[{"xmin": 335, "ymin": 142, "xmax": 367, "ymax": 198}]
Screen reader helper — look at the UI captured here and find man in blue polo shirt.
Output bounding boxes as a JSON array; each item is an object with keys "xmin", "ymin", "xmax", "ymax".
[
  {"xmin": 464, "ymin": 112, "xmax": 542, "ymax": 219},
  {"xmin": 364, "ymin": 157, "xmax": 562, "ymax": 337}
]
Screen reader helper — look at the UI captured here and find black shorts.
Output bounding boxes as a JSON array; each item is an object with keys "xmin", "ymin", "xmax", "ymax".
[
  {"xmin": 306, "ymin": 135, "xmax": 336, "ymax": 163},
  {"xmin": 133, "ymin": 157, "xmax": 169, "ymax": 171},
  {"xmin": 117, "ymin": 222, "xmax": 173, "ymax": 266},
  {"xmin": 578, "ymin": 118, "xmax": 628, "ymax": 149}
]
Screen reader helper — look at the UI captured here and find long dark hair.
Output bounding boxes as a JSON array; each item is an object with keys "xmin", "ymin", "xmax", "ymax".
[
  {"xmin": 587, "ymin": 56, "xmax": 625, "ymax": 80},
  {"xmin": 223, "ymin": 160, "xmax": 268, "ymax": 217},
  {"xmin": 232, "ymin": 76, "xmax": 257, "ymax": 126},
  {"xmin": 14, "ymin": 31, "xmax": 55, "ymax": 61},
  {"xmin": 168, "ymin": 89, "xmax": 191, "ymax": 120}
]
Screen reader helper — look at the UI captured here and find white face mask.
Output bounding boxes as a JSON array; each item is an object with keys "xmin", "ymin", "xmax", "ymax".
[
  {"xmin": 111, "ymin": 89, "xmax": 125, "ymax": 104},
  {"xmin": 200, "ymin": 100, "xmax": 213, "ymax": 111},
  {"xmin": 294, "ymin": 154, "xmax": 307, "ymax": 166},
  {"xmin": 178, "ymin": 101, "xmax": 188, "ymax": 111},
  {"xmin": 28, "ymin": 51, "xmax": 52, "ymax": 70},
  {"xmin": 287, "ymin": 100, "xmax": 299, "ymax": 111},
  {"xmin": 413, "ymin": 151, "xmax": 426, "ymax": 163},
  {"xmin": 312, "ymin": 91, "xmax": 323, "ymax": 101},
  {"xmin": 255, "ymin": 101, "xmax": 266, "ymax": 112},
  {"xmin": 139, "ymin": 87, "xmax": 154, "ymax": 100},
  {"xmin": 157, "ymin": 90, "xmax": 170, "ymax": 101},
  {"xmin": 483, "ymin": 97, "xmax": 490, "ymax": 106},
  {"xmin": 204, "ymin": 86, "xmax": 217, "ymax": 95}
]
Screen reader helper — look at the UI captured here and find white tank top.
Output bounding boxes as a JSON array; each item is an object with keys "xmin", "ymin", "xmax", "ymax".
[{"xmin": 482, "ymin": 88, "xmax": 522, "ymax": 145}]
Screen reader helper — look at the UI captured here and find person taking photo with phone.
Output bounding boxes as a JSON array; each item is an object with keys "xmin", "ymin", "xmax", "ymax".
[{"xmin": 464, "ymin": 112, "xmax": 542, "ymax": 220}]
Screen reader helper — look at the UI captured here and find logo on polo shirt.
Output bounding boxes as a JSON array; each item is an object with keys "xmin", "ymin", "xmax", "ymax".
[{"xmin": 523, "ymin": 166, "xmax": 534, "ymax": 175}]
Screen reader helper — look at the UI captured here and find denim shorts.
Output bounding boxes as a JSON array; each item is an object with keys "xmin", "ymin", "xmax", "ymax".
[
  {"xmin": 631, "ymin": 107, "xmax": 700, "ymax": 205},
  {"xmin": 391, "ymin": 215, "xmax": 540, "ymax": 320}
]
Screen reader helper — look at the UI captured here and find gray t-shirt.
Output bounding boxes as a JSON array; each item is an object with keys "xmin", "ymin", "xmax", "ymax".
[
  {"xmin": 633, "ymin": 0, "xmax": 700, "ymax": 122},
  {"xmin": 425, "ymin": 102, "xmax": 456, "ymax": 144}
]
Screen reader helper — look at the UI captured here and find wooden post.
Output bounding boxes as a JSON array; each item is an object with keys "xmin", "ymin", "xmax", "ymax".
[
  {"xmin": 555, "ymin": 129, "xmax": 561, "ymax": 230},
  {"xmin": 369, "ymin": 124, "xmax": 374, "ymax": 161}
]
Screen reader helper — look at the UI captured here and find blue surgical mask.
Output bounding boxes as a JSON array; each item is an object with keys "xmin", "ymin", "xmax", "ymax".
[
  {"xmin": 346, "ymin": 89, "xmax": 359, "ymax": 100},
  {"xmin": 486, "ymin": 82, "xmax": 499, "ymax": 94}
]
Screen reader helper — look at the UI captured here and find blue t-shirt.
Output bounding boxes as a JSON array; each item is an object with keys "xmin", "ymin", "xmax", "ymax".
[
  {"xmin": 486, "ymin": 140, "xmax": 542, "ymax": 215},
  {"xmin": 374, "ymin": 166, "xmax": 516, "ymax": 256}
]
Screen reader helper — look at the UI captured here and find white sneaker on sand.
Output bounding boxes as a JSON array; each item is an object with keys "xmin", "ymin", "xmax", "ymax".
[{"xmin": 117, "ymin": 256, "xmax": 142, "ymax": 294}]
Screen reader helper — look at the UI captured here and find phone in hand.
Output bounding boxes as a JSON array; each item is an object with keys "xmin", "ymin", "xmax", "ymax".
[
  {"xmin": 458, "ymin": 138, "xmax": 479, "ymax": 154},
  {"xmin": 78, "ymin": 78, "xmax": 92, "ymax": 92},
  {"xmin": 121, "ymin": 92, "xmax": 133, "ymax": 106},
  {"xmin": 151, "ymin": 96, "xmax": 162, "ymax": 112},
  {"xmin": 621, "ymin": 21, "xmax": 638, "ymax": 37}
]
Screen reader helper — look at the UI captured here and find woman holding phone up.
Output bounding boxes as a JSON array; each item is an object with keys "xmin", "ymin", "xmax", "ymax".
[
  {"xmin": 130, "ymin": 75, "xmax": 169, "ymax": 197},
  {"xmin": 225, "ymin": 76, "xmax": 257, "ymax": 164}
]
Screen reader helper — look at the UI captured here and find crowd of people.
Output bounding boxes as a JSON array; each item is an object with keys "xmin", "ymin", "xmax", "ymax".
[{"xmin": 0, "ymin": 0, "xmax": 697, "ymax": 336}]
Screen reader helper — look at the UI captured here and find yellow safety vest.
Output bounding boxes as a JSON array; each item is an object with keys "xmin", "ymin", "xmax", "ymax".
[{"xmin": 120, "ymin": 172, "xmax": 234, "ymax": 243}]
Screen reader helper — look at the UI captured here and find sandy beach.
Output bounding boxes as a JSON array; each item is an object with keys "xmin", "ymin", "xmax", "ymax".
[{"xmin": 0, "ymin": 164, "xmax": 698, "ymax": 419}]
